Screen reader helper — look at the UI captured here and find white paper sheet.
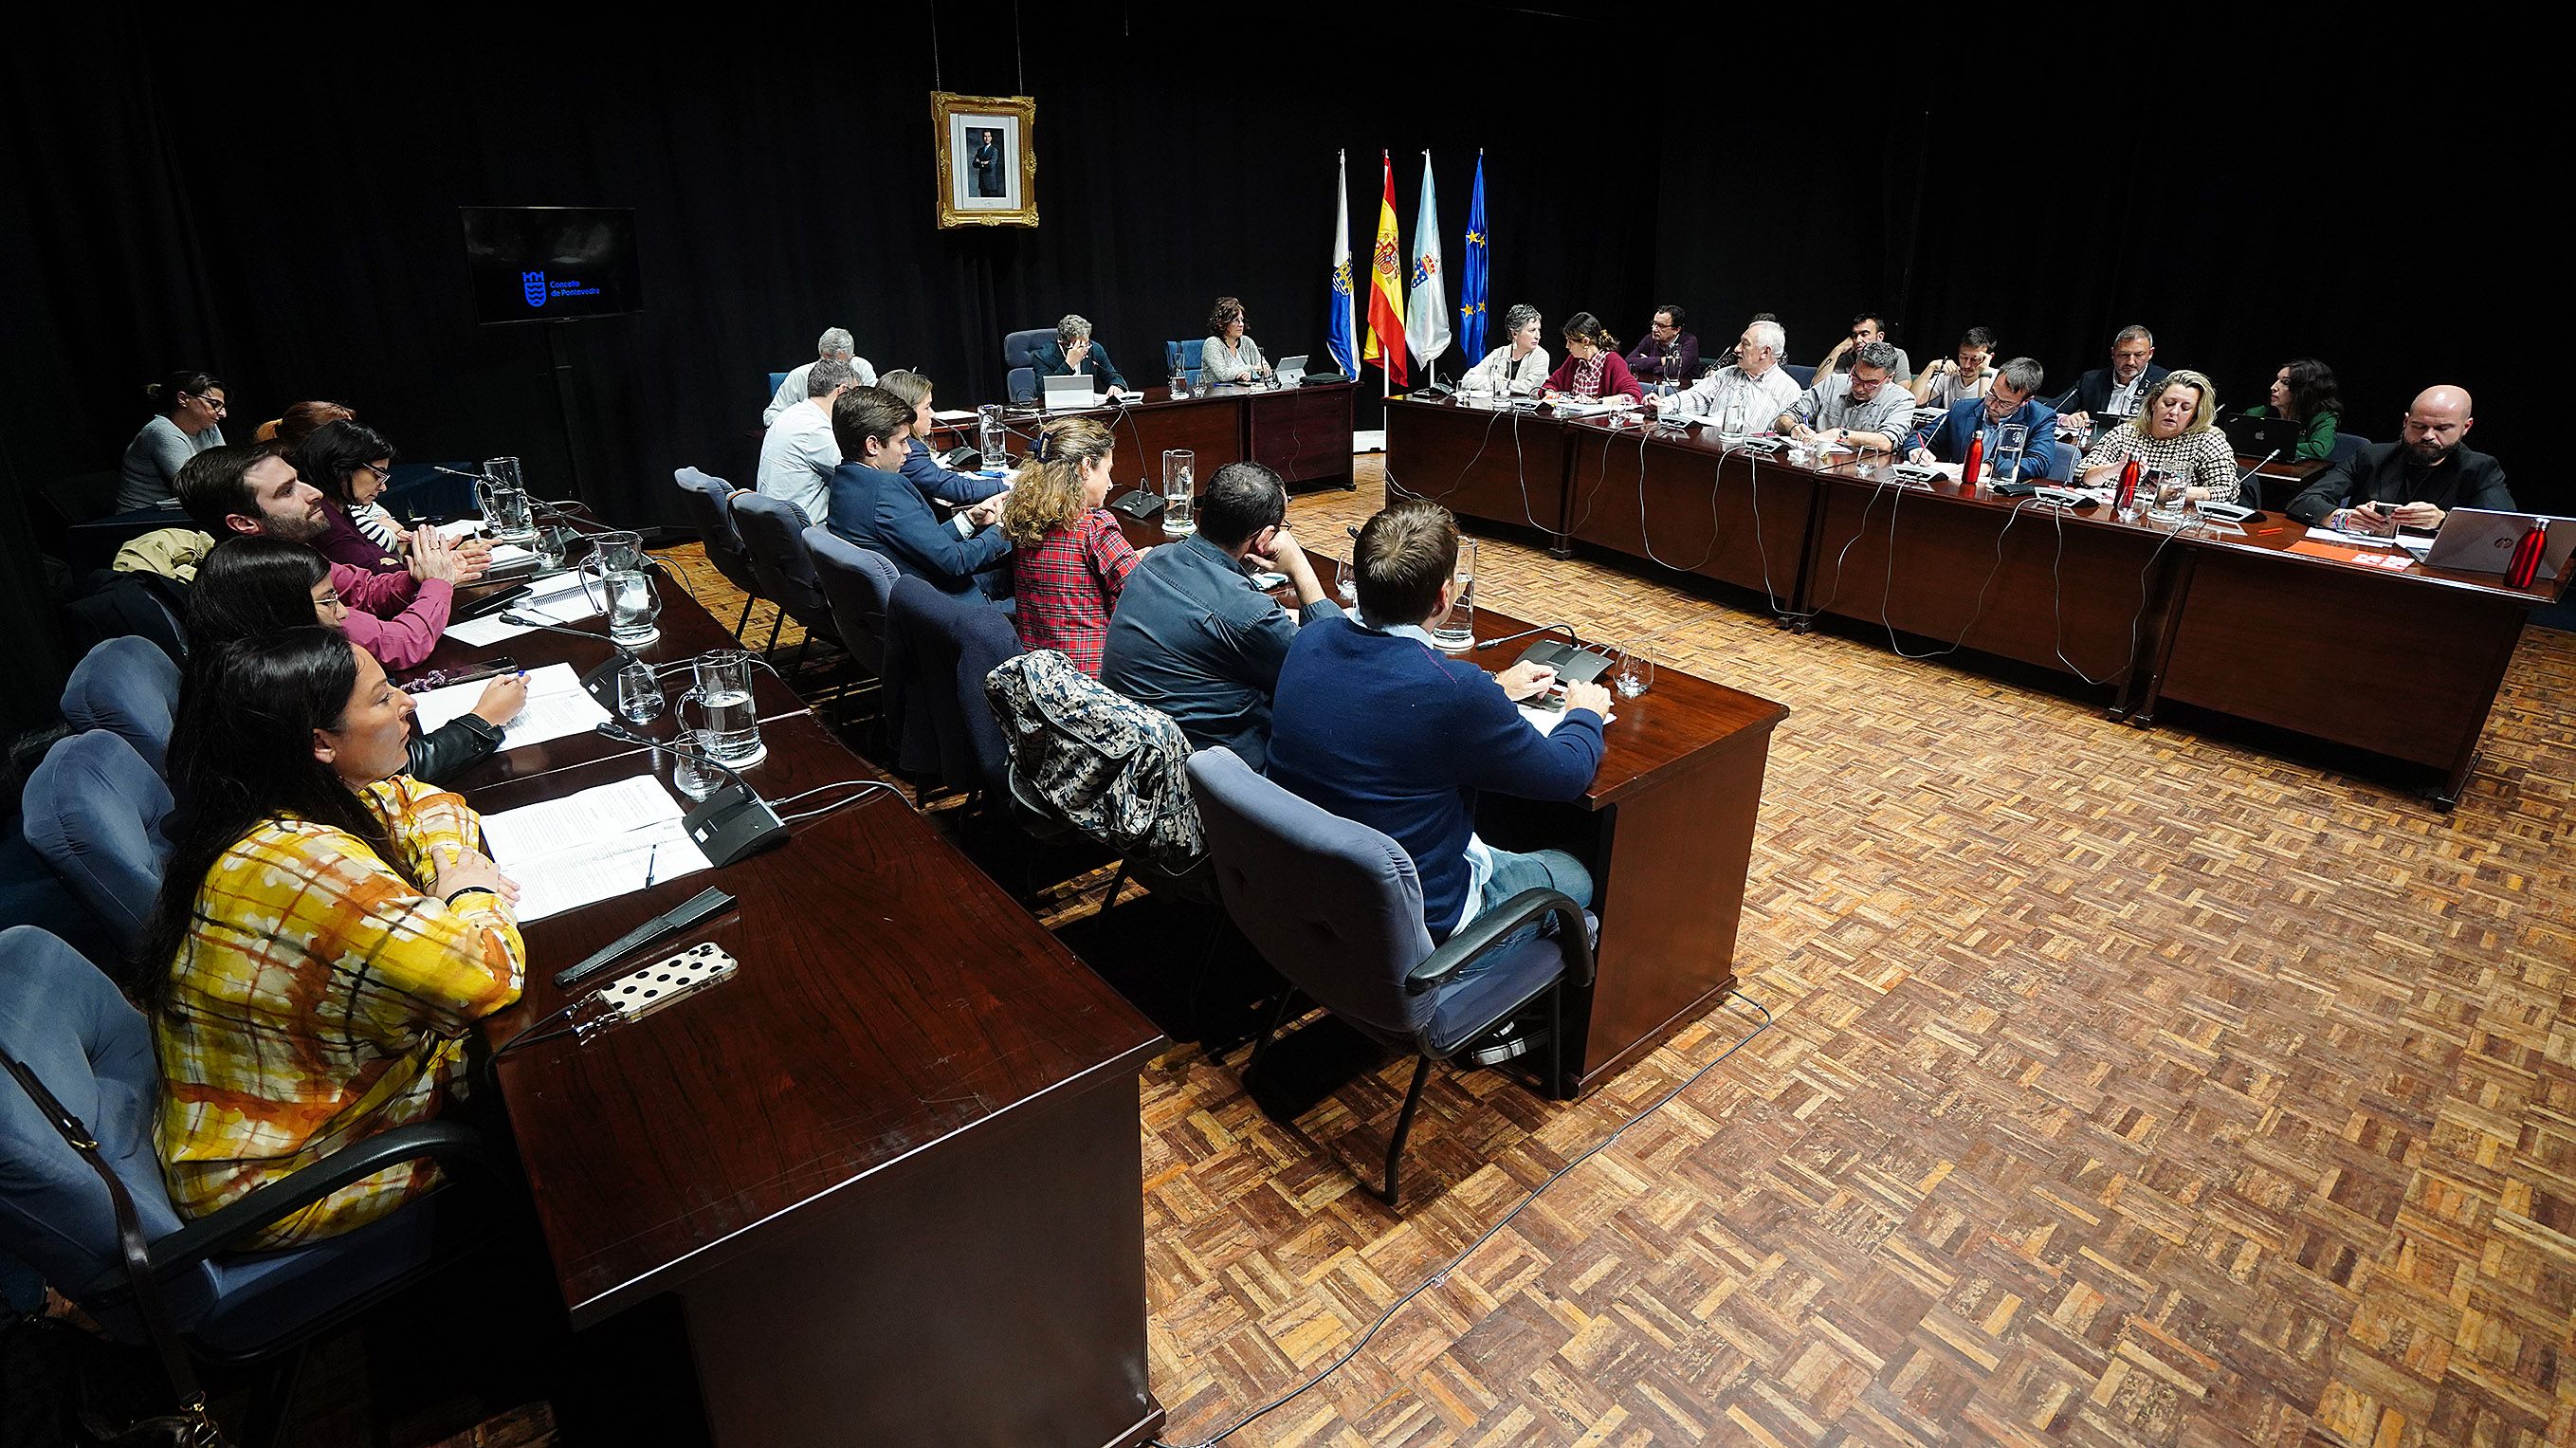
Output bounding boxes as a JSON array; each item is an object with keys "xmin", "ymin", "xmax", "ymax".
[
  {"xmin": 410, "ymin": 662, "xmax": 609, "ymax": 751},
  {"xmin": 480, "ymin": 775, "xmax": 711, "ymax": 922},
  {"xmin": 442, "ymin": 571, "xmax": 601, "ymax": 646}
]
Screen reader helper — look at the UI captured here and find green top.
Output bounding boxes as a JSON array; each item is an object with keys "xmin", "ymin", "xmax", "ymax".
[{"xmin": 2245, "ymin": 404, "xmax": 2338, "ymax": 460}]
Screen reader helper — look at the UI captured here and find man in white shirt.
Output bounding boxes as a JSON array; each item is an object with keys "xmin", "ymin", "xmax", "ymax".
[
  {"xmin": 1648, "ymin": 320, "xmax": 1800, "ymax": 431},
  {"xmin": 755, "ymin": 358, "xmax": 855, "ymax": 524},
  {"xmin": 763, "ymin": 327, "xmax": 878, "ymax": 426}
]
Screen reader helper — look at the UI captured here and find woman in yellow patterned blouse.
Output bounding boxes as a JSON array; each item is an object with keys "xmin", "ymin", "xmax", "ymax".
[{"xmin": 134, "ymin": 629, "xmax": 525, "ymax": 1246}]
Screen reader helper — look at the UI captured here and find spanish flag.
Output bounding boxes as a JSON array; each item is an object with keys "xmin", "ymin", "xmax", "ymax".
[{"xmin": 1362, "ymin": 151, "xmax": 1407, "ymax": 386}]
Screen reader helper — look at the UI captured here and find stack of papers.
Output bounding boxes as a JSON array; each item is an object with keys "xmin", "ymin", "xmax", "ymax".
[
  {"xmin": 480, "ymin": 775, "xmax": 711, "ymax": 922},
  {"xmin": 444, "ymin": 570, "xmax": 599, "ymax": 646},
  {"xmin": 411, "ymin": 662, "xmax": 609, "ymax": 751}
]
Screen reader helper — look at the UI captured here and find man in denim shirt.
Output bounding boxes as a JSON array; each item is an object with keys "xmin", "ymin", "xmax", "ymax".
[{"xmin": 1099, "ymin": 463, "xmax": 1341, "ymax": 772}]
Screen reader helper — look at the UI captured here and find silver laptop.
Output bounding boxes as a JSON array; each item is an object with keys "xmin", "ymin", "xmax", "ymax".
[
  {"xmin": 1042, "ymin": 373, "xmax": 1100, "ymax": 411},
  {"xmin": 2421, "ymin": 507, "xmax": 2576, "ymax": 581},
  {"xmin": 1276, "ymin": 354, "xmax": 1308, "ymax": 385}
]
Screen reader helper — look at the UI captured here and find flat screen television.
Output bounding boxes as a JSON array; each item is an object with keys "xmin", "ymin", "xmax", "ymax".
[{"xmin": 461, "ymin": 206, "xmax": 642, "ymax": 324}]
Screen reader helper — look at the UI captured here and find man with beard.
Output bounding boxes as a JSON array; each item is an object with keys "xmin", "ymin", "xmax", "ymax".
[
  {"xmin": 177, "ymin": 443, "xmax": 476, "ymax": 669},
  {"xmin": 2287, "ymin": 386, "xmax": 2514, "ymax": 528}
]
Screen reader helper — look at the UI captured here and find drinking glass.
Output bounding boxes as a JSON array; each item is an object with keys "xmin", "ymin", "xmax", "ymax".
[
  {"xmin": 605, "ymin": 569, "xmax": 662, "ymax": 648},
  {"xmin": 1720, "ymin": 398, "xmax": 1749, "ymax": 438},
  {"xmin": 1161, "ymin": 450, "xmax": 1196, "ymax": 537},
  {"xmin": 2146, "ymin": 470, "xmax": 2191, "ymax": 524},
  {"xmin": 476, "ymin": 457, "xmax": 538, "ymax": 546},
  {"xmin": 616, "ymin": 657, "xmax": 664, "ymax": 724},
  {"xmin": 1613, "ymin": 640, "xmax": 1657, "ymax": 699},
  {"xmin": 977, "ymin": 404, "xmax": 1008, "ymax": 467},
  {"xmin": 680, "ymin": 650, "xmax": 765, "ymax": 768},
  {"xmin": 1430, "ymin": 539, "xmax": 1477, "ymax": 652},
  {"xmin": 577, "ymin": 528, "xmax": 647, "ymax": 615},
  {"xmin": 1334, "ymin": 555, "xmax": 1358, "ymax": 608},
  {"xmin": 1995, "ymin": 424, "xmax": 2030, "ymax": 485}
]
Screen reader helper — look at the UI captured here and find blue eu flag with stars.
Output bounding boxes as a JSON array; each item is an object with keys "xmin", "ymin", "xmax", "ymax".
[{"xmin": 1458, "ymin": 153, "xmax": 1489, "ymax": 360}]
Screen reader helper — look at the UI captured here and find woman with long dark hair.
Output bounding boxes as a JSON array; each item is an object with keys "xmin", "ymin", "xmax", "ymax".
[
  {"xmin": 2246, "ymin": 357, "xmax": 2345, "ymax": 461},
  {"xmin": 185, "ymin": 536, "xmax": 526, "ymax": 782},
  {"xmin": 136, "ymin": 628, "xmax": 524, "ymax": 1247},
  {"xmin": 117, "ymin": 369, "xmax": 228, "ymax": 511},
  {"xmin": 1541, "ymin": 313, "xmax": 1642, "ymax": 404},
  {"xmin": 294, "ymin": 419, "xmax": 411, "ymax": 572}
]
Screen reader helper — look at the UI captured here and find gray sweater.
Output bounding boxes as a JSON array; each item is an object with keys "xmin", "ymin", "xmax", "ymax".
[{"xmin": 118, "ymin": 415, "xmax": 224, "ymax": 511}]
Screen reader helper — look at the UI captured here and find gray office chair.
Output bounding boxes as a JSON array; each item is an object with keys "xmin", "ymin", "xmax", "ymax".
[
  {"xmin": 2328, "ymin": 431, "xmax": 2367, "ymax": 465},
  {"xmin": 20, "ymin": 731, "xmax": 173, "ymax": 954},
  {"xmin": 1781, "ymin": 363, "xmax": 1818, "ymax": 388},
  {"xmin": 1185, "ymin": 747, "xmax": 1595, "ymax": 1206},
  {"xmin": 61, "ymin": 635, "xmax": 183, "ymax": 774},
  {"xmin": 673, "ymin": 467, "xmax": 761, "ymax": 642},
  {"xmin": 727, "ymin": 493, "xmax": 837, "ymax": 674}
]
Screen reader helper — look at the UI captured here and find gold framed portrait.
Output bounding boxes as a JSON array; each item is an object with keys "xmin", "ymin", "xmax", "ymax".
[{"xmin": 933, "ymin": 92, "xmax": 1036, "ymax": 229}]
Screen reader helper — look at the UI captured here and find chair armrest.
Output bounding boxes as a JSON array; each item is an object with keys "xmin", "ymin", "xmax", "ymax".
[
  {"xmin": 1406, "ymin": 887, "xmax": 1595, "ymax": 995},
  {"xmin": 146, "ymin": 1121, "xmax": 502, "ymax": 1274}
]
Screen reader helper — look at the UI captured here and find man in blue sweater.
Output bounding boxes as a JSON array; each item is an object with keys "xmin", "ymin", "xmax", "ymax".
[
  {"xmin": 825, "ymin": 385, "xmax": 1011, "ymax": 598},
  {"xmin": 1269, "ymin": 501, "xmax": 1612, "ymax": 945}
]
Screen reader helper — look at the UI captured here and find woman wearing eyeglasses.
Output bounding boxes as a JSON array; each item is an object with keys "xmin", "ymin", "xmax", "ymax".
[
  {"xmin": 118, "ymin": 369, "xmax": 229, "ymax": 511},
  {"xmin": 297, "ymin": 420, "xmax": 415, "ymax": 573}
]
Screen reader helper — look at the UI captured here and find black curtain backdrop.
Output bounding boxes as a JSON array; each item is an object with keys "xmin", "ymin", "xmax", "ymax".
[{"xmin": 0, "ymin": 9, "xmax": 2552, "ymax": 731}]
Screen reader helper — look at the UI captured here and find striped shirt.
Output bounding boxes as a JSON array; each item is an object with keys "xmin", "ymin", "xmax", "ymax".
[{"xmin": 155, "ymin": 776, "xmax": 524, "ymax": 1247}]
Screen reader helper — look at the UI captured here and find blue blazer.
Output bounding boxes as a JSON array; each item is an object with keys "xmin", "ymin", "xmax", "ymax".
[
  {"xmin": 1036, "ymin": 340, "xmax": 1127, "ymax": 392},
  {"xmin": 1908, "ymin": 396, "xmax": 2060, "ymax": 467},
  {"xmin": 1268, "ymin": 617, "xmax": 1604, "ymax": 940},
  {"xmin": 825, "ymin": 461, "xmax": 1010, "ymax": 596},
  {"xmin": 903, "ymin": 436, "xmax": 1008, "ymax": 504}
]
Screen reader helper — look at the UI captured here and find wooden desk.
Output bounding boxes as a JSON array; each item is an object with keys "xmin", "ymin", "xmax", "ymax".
[
  {"xmin": 1382, "ymin": 396, "xmax": 1569, "ymax": 536},
  {"xmin": 1560, "ymin": 417, "xmax": 1819, "ymax": 608},
  {"xmin": 455, "ymin": 588, "xmax": 1166, "ymax": 1447},
  {"xmin": 961, "ymin": 383, "xmax": 1356, "ymax": 492}
]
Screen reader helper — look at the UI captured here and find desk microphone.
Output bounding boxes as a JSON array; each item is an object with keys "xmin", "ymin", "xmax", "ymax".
[
  {"xmin": 2229, "ymin": 449, "xmax": 2280, "ymax": 495},
  {"xmin": 429, "ymin": 464, "xmax": 491, "ymax": 482},
  {"xmin": 502, "ymin": 613, "xmax": 637, "ymax": 706},
  {"xmin": 1474, "ymin": 621, "xmax": 1583, "ymax": 652},
  {"xmin": 594, "ymin": 722, "xmax": 788, "ymax": 867}
]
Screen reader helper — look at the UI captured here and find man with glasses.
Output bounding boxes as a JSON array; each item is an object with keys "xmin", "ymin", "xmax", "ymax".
[
  {"xmin": 1906, "ymin": 357, "xmax": 2056, "ymax": 477},
  {"xmin": 1813, "ymin": 313, "xmax": 1913, "ymax": 384},
  {"xmin": 2287, "ymin": 385, "xmax": 2513, "ymax": 529},
  {"xmin": 1648, "ymin": 320, "xmax": 1800, "ymax": 430},
  {"xmin": 1622, "ymin": 304, "xmax": 1700, "ymax": 388},
  {"xmin": 1779, "ymin": 341, "xmax": 1915, "ymax": 453}
]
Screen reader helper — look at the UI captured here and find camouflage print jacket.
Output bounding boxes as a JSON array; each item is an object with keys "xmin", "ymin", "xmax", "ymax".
[{"xmin": 984, "ymin": 651, "xmax": 1204, "ymax": 875}]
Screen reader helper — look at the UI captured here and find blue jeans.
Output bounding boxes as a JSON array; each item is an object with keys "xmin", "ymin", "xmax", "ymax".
[{"xmin": 1458, "ymin": 847, "xmax": 1592, "ymax": 965}]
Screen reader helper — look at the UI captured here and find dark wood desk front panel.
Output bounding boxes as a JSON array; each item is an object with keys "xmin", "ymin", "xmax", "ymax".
[
  {"xmin": 1247, "ymin": 382, "xmax": 1357, "ymax": 488},
  {"xmin": 1562, "ymin": 423, "xmax": 1818, "ymax": 604},
  {"xmin": 1383, "ymin": 398, "xmax": 1570, "ymax": 537}
]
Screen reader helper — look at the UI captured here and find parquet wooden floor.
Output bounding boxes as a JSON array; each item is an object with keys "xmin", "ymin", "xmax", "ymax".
[{"xmin": 685, "ymin": 461, "xmax": 2576, "ymax": 1446}]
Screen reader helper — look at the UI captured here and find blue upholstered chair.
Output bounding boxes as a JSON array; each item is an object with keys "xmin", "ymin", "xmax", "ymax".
[
  {"xmin": 2329, "ymin": 431, "xmax": 2367, "ymax": 465},
  {"xmin": 20, "ymin": 731, "xmax": 173, "ymax": 953},
  {"xmin": 1003, "ymin": 328, "xmax": 1054, "ymax": 403},
  {"xmin": 2045, "ymin": 439, "xmax": 2079, "ymax": 483},
  {"xmin": 766, "ymin": 370, "xmax": 790, "ymax": 402},
  {"xmin": 727, "ymin": 492, "xmax": 836, "ymax": 672},
  {"xmin": 803, "ymin": 526, "xmax": 901, "ymax": 677},
  {"xmin": 1162, "ymin": 340, "xmax": 1203, "ymax": 389},
  {"xmin": 1184, "ymin": 747, "xmax": 1596, "ymax": 1206},
  {"xmin": 61, "ymin": 635, "xmax": 183, "ymax": 774},
  {"xmin": 673, "ymin": 467, "xmax": 760, "ymax": 641},
  {"xmin": 0, "ymin": 925, "xmax": 494, "ymax": 1439},
  {"xmin": 882, "ymin": 577, "xmax": 1021, "ymax": 799},
  {"xmin": 1781, "ymin": 363, "xmax": 1818, "ymax": 389}
]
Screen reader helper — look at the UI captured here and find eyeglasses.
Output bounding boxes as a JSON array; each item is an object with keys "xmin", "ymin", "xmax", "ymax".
[{"xmin": 189, "ymin": 394, "xmax": 228, "ymax": 413}]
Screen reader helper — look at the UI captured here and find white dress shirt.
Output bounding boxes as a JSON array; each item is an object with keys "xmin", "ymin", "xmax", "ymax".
[
  {"xmin": 1658, "ymin": 363, "xmax": 1802, "ymax": 427},
  {"xmin": 1459, "ymin": 343, "xmax": 1550, "ymax": 398},
  {"xmin": 755, "ymin": 400, "xmax": 841, "ymax": 525},
  {"xmin": 762, "ymin": 357, "xmax": 879, "ymax": 426}
]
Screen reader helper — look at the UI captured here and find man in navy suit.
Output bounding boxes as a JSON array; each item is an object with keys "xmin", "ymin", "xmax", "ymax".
[
  {"xmin": 2066, "ymin": 325, "xmax": 2169, "ymax": 429},
  {"xmin": 825, "ymin": 386, "xmax": 1011, "ymax": 598},
  {"xmin": 1268, "ymin": 501, "xmax": 1612, "ymax": 947},
  {"xmin": 1906, "ymin": 357, "xmax": 2059, "ymax": 479}
]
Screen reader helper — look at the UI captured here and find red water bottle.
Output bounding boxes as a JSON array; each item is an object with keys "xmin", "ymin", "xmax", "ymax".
[
  {"xmin": 1961, "ymin": 433, "xmax": 1984, "ymax": 492},
  {"xmin": 2116, "ymin": 457, "xmax": 2142, "ymax": 513},
  {"xmin": 2507, "ymin": 518, "xmax": 2549, "ymax": 588}
]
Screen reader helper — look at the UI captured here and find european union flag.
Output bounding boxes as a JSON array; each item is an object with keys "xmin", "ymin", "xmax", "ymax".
[{"xmin": 1457, "ymin": 153, "xmax": 1489, "ymax": 361}]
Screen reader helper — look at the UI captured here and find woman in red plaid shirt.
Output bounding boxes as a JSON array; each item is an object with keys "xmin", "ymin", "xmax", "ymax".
[{"xmin": 1001, "ymin": 416, "xmax": 1141, "ymax": 674}]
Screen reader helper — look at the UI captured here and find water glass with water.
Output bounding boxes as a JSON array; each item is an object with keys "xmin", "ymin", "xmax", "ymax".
[
  {"xmin": 1613, "ymin": 641, "xmax": 1657, "ymax": 699},
  {"xmin": 1431, "ymin": 539, "xmax": 1477, "ymax": 652},
  {"xmin": 1720, "ymin": 398, "xmax": 1748, "ymax": 438},
  {"xmin": 2147, "ymin": 470, "xmax": 2191, "ymax": 523},
  {"xmin": 977, "ymin": 404, "xmax": 1008, "ymax": 466},
  {"xmin": 1335, "ymin": 555, "xmax": 1358, "ymax": 608},
  {"xmin": 578, "ymin": 528, "xmax": 646, "ymax": 614},
  {"xmin": 1161, "ymin": 450, "xmax": 1196, "ymax": 537},
  {"xmin": 616, "ymin": 657, "xmax": 664, "ymax": 724},
  {"xmin": 476, "ymin": 457, "xmax": 538, "ymax": 546}
]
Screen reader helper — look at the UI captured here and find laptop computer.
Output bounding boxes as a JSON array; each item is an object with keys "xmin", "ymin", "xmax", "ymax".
[
  {"xmin": 1276, "ymin": 354, "xmax": 1308, "ymax": 386},
  {"xmin": 2219, "ymin": 411, "xmax": 2304, "ymax": 459},
  {"xmin": 2421, "ymin": 507, "xmax": 2576, "ymax": 582},
  {"xmin": 1041, "ymin": 373, "xmax": 1101, "ymax": 411}
]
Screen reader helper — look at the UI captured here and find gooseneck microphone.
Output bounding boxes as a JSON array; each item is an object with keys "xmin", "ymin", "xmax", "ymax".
[
  {"xmin": 595, "ymin": 722, "xmax": 787, "ymax": 868},
  {"xmin": 1473, "ymin": 622, "xmax": 1583, "ymax": 652},
  {"xmin": 502, "ymin": 612, "xmax": 637, "ymax": 705}
]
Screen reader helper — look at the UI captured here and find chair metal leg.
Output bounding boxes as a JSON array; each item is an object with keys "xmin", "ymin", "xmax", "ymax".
[
  {"xmin": 1097, "ymin": 860, "xmax": 1131, "ymax": 914},
  {"xmin": 237, "ymin": 1343, "xmax": 308, "ymax": 1448},
  {"xmin": 762, "ymin": 607, "xmax": 784, "ymax": 660},
  {"xmin": 1244, "ymin": 988, "xmax": 1300, "ymax": 1082},
  {"xmin": 731, "ymin": 595, "xmax": 755, "ymax": 642},
  {"xmin": 1549, "ymin": 981, "xmax": 1566, "ymax": 1100},
  {"xmin": 1379, "ymin": 1056, "xmax": 1434, "ymax": 1207},
  {"xmin": 792, "ymin": 632, "xmax": 813, "ymax": 680}
]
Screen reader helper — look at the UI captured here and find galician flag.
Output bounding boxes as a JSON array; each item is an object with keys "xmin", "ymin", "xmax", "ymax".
[
  {"xmin": 1325, "ymin": 150, "xmax": 1358, "ymax": 382},
  {"xmin": 1458, "ymin": 152, "xmax": 1490, "ymax": 360},
  {"xmin": 1362, "ymin": 151, "xmax": 1407, "ymax": 386},
  {"xmin": 1405, "ymin": 152, "xmax": 1452, "ymax": 371}
]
